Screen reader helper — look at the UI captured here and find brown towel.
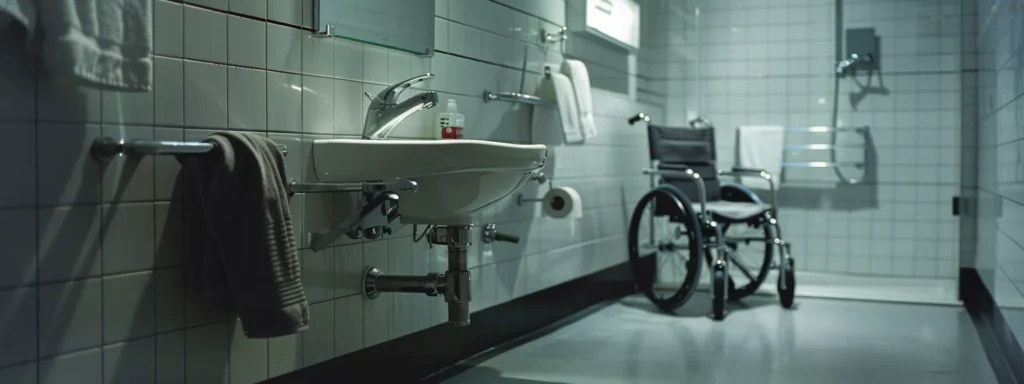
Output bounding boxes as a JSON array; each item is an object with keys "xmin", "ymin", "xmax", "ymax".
[{"xmin": 178, "ymin": 132, "xmax": 308, "ymax": 338}]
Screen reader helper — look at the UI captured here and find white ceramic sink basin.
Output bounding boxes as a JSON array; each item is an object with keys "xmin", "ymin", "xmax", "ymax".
[{"xmin": 312, "ymin": 139, "xmax": 547, "ymax": 225}]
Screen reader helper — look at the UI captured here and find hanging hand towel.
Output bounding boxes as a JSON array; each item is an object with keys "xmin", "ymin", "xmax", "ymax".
[
  {"xmin": 560, "ymin": 59, "xmax": 597, "ymax": 139},
  {"xmin": 736, "ymin": 126, "xmax": 785, "ymax": 190},
  {"xmin": 178, "ymin": 132, "xmax": 308, "ymax": 338},
  {"xmin": 537, "ymin": 69, "xmax": 584, "ymax": 144},
  {"xmin": 0, "ymin": 0, "xmax": 153, "ymax": 91}
]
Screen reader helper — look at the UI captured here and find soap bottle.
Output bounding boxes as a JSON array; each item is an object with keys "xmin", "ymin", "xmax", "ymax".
[{"xmin": 435, "ymin": 99, "xmax": 465, "ymax": 139}]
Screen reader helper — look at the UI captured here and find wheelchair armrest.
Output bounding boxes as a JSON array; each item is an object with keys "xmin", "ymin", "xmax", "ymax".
[
  {"xmin": 641, "ymin": 168, "xmax": 708, "ymax": 221},
  {"xmin": 718, "ymin": 168, "xmax": 777, "ymax": 211}
]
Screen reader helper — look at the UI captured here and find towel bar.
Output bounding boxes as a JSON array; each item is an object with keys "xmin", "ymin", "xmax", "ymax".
[
  {"xmin": 287, "ymin": 178, "xmax": 418, "ymax": 195},
  {"xmin": 90, "ymin": 136, "xmax": 288, "ymax": 162},
  {"xmin": 482, "ymin": 91, "xmax": 553, "ymax": 106}
]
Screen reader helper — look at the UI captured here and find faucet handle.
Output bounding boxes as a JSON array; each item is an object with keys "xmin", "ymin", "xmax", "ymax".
[{"xmin": 376, "ymin": 73, "xmax": 435, "ymax": 105}]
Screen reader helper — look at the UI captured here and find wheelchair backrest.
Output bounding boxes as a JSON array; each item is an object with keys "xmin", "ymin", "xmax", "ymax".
[{"xmin": 647, "ymin": 124, "xmax": 722, "ymax": 202}]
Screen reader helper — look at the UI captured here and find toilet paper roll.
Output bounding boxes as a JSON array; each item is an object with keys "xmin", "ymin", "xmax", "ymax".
[{"xmin": 542, "ymin": 187, "xmax": 583, "ymax": 219}]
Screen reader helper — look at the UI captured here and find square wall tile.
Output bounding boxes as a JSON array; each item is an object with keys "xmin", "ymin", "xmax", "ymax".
[
  {"xmin": 154, "ymin": 200, "xmax": 184, "ymax": 268},
  {"xmin": 102, "ymin": 88, "xmax": 154, "ymax": 125},
  {"xmin": 267, "ymin": 72, "xmax": 303, "ymax": 132},
  {"xmin": 37, "ymin": 68, "xmax": 102, "ymax": 123},
  {"xmin": 154, "ymin": 0, "xmax": 183, "ymax": 57},
  {"xmin": 155, "ymin": 267, "xmax": 185, "ymax": 332},
  {"xmin": 334, "ymin": 243, "xmax": 363, "ymax": 297},
  {"xmin": 229, "ymin": 318, "xmax": 269, "ymax": 384},
  {"xmin": 184, "ymin": 61, "xmax": 228, "ymax": 128},
  {"xmin": 228, "ymin": 67, "xmax": 268, "ymax": 131},
  {"xmin": 302, "ymin": 75, "xmax": 334, "ymax": 134},
  {"xmin": 0, "ymin": 287, "xmax": 36, "ymax": 367},
  {"xmin": 268, "ymin": 0, "xmax": 303, "ymax": 26},
  {"xmin": 302, "ymin": 34, "xmax": 333, "ymax": 76},
  {"xmin": 37, "ymin": 124, "xmax": 102, "ymax": 206},
  {"xmin": 0, "ymin": 29, "xmax": 36, "ymax": 121},
  {"xmin": 302, "ymin": 301, "xmax": 335, "ymax": 367},
  {"xmin": 333, "ymin": 79, "xmax": 363, "ymax": 135},
  {"xmin": 184, "ymin": 5, "xmax": 228, "ymax": 63},
  {"xmin": 185, "ymin": 321, "xmax": 231, "ymax": 383},
  {"xmin": 387, "ymin": 50, "xmax": 412, "ymax": 83},
  {"xmin": 101, "ymin": 125, "xmax": 155, "ymax": 203},
  {"xmin": 0, "ymin": 123, "xmax": 35, "ymax": 208},
  {"xmin": 334, "ymin": 294, "xmax": 364, "ymax": 356},
  {"xmin": 362, "ymin": 45, "xmax": 389, "ymax": 84},
  {"xmin": 154, "ymin": 57, "xmax": 185, "ymax": 127},
  {"xmin": 333, "ymin": 38, "xmax": 363, "ymax": 80},
  {"xmin": 188, "ymin": 0, "xmax": 228, "ymax": 11},
  {"xmin": 0, "ymin": 209, "xmax": 36, "ymax": 288},
  {"xmin": 103, "ymin": 271, "xmax": 156, "ymax": 344},
  {"xmin": 156, "ymin": 331, "xmax": 185, "ymax": 384},
  {"xmin": 102, "ymin": 203, "xmax": 156, "ymax": 274},
  {"xmin": 302, "ymin": 248, "xmax": 334, "ymax": 303},
  {"xmin": 268, "ymin": 332, "xmax": 302, "ymax": 378},
  {"xmin": 38, "ymin": 278, "xmax": 103, "ymax": 357},
  {"xmin": 38, "ymin": 348, "xmax": 102, "ymax": 384},
  {"xmin": 231, "ymin": 0, "xmax": 267, "ymax": 18},
  {"xmin": 228, "ymin": 15, "xmax": 267, "ymax": 68},
  {"xmin": 103, "ymin": 337, "xmax": 156, "ymax": 384},
  {"xmin": 267, "ymin": 24, "xmax": 303, "ymax": 73},
  {"xmin": 38, "ymin": 205, "xmax": 102, "ymax": 283},
  {"xmin": 0, "ymin": 362, "xmax": 36, "ymax": 384}
]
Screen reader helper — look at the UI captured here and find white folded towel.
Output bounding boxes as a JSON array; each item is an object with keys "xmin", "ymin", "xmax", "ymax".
[
  {"xmin": 737, "ymin": 126, "xmax": 785, "ymax": 190},
  {"xmin": 537, "ymin": 70, "xmax": 583, "ymax": 144},
  {"xmin": 1, "ymin": 0, "xmax": 153, "ymax": 91},
  {"xmin": 560, "ymin": 59, "xmax": 597, "ymax": 139}
]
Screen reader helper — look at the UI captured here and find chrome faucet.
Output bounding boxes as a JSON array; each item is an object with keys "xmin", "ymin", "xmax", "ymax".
[
  {"xmin": 836, "ymin": 53, "xmax": 874, "ymax": 75},
  {"xmin": 362, "ymin": 73, "xmax": 439, "ymax": 139}
]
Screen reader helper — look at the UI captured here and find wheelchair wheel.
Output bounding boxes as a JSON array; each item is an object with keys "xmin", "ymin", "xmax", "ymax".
[
  {"xmin": 778, "ymin": 257, "xmax": 796, "ymax": 308},
  {"xmin": 711, "ymin": 260, "xmax": 727, "ymax": 320},
  {"xmin": 720, "ymin": 222, "xmax": 774, "ymax": 300},
  {"xmin": 628, "ymin": 185, "xmax": 703, "ymax": 311}
]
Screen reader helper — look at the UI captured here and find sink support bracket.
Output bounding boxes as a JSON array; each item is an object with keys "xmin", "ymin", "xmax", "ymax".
[{"xmin": 291, "ymin": 178, "xmax": 418, "ymax": 252}]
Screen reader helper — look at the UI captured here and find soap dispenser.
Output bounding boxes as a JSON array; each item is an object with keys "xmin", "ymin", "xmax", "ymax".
[{"xmin": 435, "ymin": 99, "xmax": 465, "ymax": 139}]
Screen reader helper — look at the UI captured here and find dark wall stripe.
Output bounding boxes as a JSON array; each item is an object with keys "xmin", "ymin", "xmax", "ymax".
[{"xmin": 264, "ymin": 262, "xmax": 636, "ymax": 383}]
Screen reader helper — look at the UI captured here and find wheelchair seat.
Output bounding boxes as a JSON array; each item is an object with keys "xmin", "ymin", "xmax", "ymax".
[
  {"xmin": 705, "ymin": 201, "xmax": 772, "ymax": 222},
  {"xmin": 648, "ymin": 124, "xmax": 769, "ymax": 224}
]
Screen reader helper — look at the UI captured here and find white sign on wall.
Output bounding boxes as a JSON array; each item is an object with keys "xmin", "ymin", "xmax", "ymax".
[{"xmin": 585, "ymin": 0, "xmax": 640, "ymax": 49}]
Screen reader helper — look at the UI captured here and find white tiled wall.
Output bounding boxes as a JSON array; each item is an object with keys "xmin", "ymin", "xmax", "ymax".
[
  {"xmin": 0, "ymin": 0, "xmax": 662, "ymax": 382},
  {"xmin": 974, "ymin": 0, "xmax": 1024, "ymax": 328},
  {"xmin": 641, "ymin": 0, "xmax": 974, "ymax": 279}
]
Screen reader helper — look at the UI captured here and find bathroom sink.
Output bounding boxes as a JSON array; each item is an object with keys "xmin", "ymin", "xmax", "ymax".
[{"xmin": 311, "ymin": 139, "xmax": 547, "ymax": 225}]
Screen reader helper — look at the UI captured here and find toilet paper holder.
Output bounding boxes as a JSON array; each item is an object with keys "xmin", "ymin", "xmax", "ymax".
[{"xmin": 516, "ymin": 194, "xmax": 544, "ymax": 206}]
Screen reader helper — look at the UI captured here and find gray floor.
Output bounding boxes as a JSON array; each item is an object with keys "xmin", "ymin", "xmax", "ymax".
[{"xmin": 446, "ymin": 293, "xmax": 999, "ymax": 384}]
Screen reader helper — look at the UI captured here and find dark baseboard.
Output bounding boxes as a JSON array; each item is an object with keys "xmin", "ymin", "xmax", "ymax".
[
  {"xmin": 266, "ymin": 261, "xmax": 636, "ymax": 383},
  {"xmin": 961, "ymin": 267, "xmax": 1024, "ymax": 384}
]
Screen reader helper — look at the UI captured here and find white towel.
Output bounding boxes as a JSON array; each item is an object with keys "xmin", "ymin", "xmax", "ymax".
[
  {"xmin": 737, "ymin": 126, "xmax": 785, "ymax": 190},
  {"xmin": 1, "ymin": 0, "xmax": 152, "ymax": 91},
  {"xmin": 537, "ymin": 70, "xmax": 583, "ymax": 144},
  {"xmin": 560, "ymin": 59, "xmax": 597, "ymax": 139}
]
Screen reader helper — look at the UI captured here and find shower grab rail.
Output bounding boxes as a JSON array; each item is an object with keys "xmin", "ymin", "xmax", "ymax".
[
  {"xmin": 481, "ymin": 67, "xmax": 555, "ymax": 106},
  {"xmin": 90, "ymin": 136, "xmax": 288, "ymax": 162}
]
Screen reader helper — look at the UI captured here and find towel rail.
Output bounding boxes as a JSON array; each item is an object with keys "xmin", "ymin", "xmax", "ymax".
[
  {"xmin": 90, "ymin": 136, "xmax": 288, "ymax": 162},
  {"xmin": 778, "ymin": 126, "xmax": 867, "ymax": 133},
  {"xmin": 482, "ymin": 91, "xmax": 553, "ymax": 106},
  {"xmin": 287, "ymin": 178, "xmax": 418, "ymax": 195}
]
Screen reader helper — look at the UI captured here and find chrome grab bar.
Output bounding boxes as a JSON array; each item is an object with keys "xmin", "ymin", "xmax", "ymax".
[
  {"xmin": 482, "ymin": 91, "xmax": 553, "ymax": 106},
  {"xmin": 91, "ymin": 136, "xmax": 288, "ymax": 162}
]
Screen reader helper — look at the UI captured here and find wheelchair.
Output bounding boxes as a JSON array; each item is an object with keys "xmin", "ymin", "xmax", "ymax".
[{"xmin": 626, "ymin": 114, "xmax": 795, "ymax": 320}]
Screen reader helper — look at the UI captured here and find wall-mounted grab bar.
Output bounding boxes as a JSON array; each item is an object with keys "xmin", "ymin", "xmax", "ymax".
[
  {"xmin": 782, "ymin": 162, "xmax": 864, "ymax": 168},
  {"xmin": 778, "ymin": 126, "xmax": 867, "ymax": 133},
  {"xmin": 482, "ymin": 91, "xmax": 553, "ymax": 106},
  {"xmin": 540, "ymin": 27, "xmax": 568, "ymax": 44},
  {"xmin": 90, "ymin": 136, "xmax": 288, "ymax": 162},
  {"xmin": 287, "ymin": 178, "xmax": 418, "ymax": 195},
  {"xmin": 784, "ymin": 144, "xmax": 865, "ymax": 150}
]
